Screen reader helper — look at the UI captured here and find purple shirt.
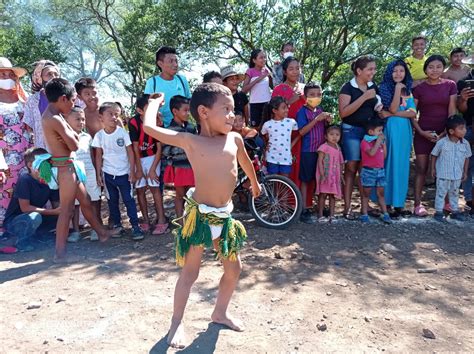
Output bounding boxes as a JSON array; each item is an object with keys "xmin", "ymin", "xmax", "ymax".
[
  {"xmin": 413, "ymin": 79, "xmax": 457, "ymax": 132},
  {"xmin": 39, "ymin": 90, "xmax": 49, "ymax": 115},
  {"xmin": 296, "ymin": 106, "xmax": 325, "ymax": 152}
]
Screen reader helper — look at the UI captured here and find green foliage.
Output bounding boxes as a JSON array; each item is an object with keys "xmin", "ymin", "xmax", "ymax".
[{"xmin": 0, "ymin": 24, "xmax": 66, "ymax": 71}]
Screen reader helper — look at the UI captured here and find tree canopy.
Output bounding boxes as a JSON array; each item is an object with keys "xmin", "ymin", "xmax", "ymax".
[{"xmin": 1, "ymin": 0, "xmax": 472, "ymax": 103}]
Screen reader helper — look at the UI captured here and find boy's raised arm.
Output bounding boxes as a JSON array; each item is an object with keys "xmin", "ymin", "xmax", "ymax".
[{"xmin": 143, "ymin": 95, "xmax": 189, "ymax": 149}]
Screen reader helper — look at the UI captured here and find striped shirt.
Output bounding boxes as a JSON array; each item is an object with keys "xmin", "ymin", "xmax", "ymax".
[
  {"xmin": 431, "ymin": 136, "xmax": 471, "ymax": 180},
  {"xmin": 296, "ymin": 106, "xmax": 325, "ymax": 152}
]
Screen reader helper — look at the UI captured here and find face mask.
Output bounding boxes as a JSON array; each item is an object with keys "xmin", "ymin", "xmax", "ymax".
[
  {"xmin": 0, "ymin": 79, "xmax": 16, "ymax": 90},
  {"xmin": 306, "ymin": 97, "xmax": 322, "ymax": 108},
  {"xmin": 283, "ymin": 52, "xmax": 294, "ymax": 59},
  {"xmin": 363, "ymin": 134, "xmax": 378, "ymax": 142}
]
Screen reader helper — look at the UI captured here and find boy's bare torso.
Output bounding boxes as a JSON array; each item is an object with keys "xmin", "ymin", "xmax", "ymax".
[
  {"xmin": 84, "ymin": 108, "xmax": 103, "ymax": 137},
  {"xmin": 443, "ymin": 66, "xmax": 470, "ymax": 83},
  {"xmin": 186, "ymin": 132, "xmax": 239, "ymax": 208},
  {"xmin": 42, "ymin": 107, "xmax": 74, "ymax": 157}
]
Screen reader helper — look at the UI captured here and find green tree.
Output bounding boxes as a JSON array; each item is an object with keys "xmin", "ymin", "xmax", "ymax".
[{"xmin": 0, "ymin": 24, "xmax": 66, "ymax": 71}]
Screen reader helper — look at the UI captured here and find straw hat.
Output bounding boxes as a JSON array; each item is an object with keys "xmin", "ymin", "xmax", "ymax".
[
  {"xmin": 462, "ymin": 55, "xmax": 474, "ymax": 65},
  {"xmin": 221, "ymin": 65, "xmax": 245, "ymax": 81},
  {"xmin": 0, "ymin": 57, "xmax": 27, "ymax": 78}
]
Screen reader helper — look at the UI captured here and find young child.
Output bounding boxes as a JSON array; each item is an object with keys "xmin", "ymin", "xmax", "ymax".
[
  {"xmin": 41, "ymin": 78, "xmax": 114, "ymax": 262},
  {"xmin": 359, "ymin": 119, "xmax": 391, "ymax": 224},
  {"xmin": 75, "ymin": 78, "xmax": 102, "ymax": 137},
  {"xmin": 65, "ymin": 107, "xmax": 102, "ymax": 242},
  {"xmin": 162, "ymin": 95, "xmax": 197, "ymax": 222},
  {"xmin": 92, "ymin": 102, "xmax": 144, "ymax": 240},
  {"xmin": 431, "ymin": 115, "xmax": 471, "ymax": 222},
  {"xmin": 129, "ymin": 94, "xmax": 168, "ymax": 234},
  {"xmin": 232, "ymin": 111, "xmax": 258, "ymax": 139},
  {"xmin": 260, "ymin": 96, "xmax": 299, "ymax": 177},
  {"xmin": 3, "ymin": 147, "xmax": 60, "ymax": 252},
  {"xmin": 316, "ymin": 126, "xmax": 344, "ymax": 222},
  {"xmin": 242, "ymin": 48, "xmax": 273, "ymax": 127},
  {"xmin": 203, "ymin": 71, "xmax": 223, "ymax": 84},
  {"xmin": 296, "ymin": 82, "xmax": 332, "ymax": 223},
  {"xmin": 143, "ymin": 84, "xmax": 261, "ymax": 348}
]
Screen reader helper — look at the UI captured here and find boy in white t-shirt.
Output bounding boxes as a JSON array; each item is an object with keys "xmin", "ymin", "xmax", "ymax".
[
  {"xmin": 260, "ymin": 96, "xmax": 299, "ymax": 177},
  {"xmin": 65, "ymin": 107, "xmax": 102, "ymax": 242},
  {"xmin": 92, "ymin": 102, "xmax": 144, "ymax": 240}
]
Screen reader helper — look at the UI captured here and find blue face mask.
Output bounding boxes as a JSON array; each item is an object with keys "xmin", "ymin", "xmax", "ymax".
[{"xmin": 363, "ymin": 134, "xmax": 378, "ymax": 142}]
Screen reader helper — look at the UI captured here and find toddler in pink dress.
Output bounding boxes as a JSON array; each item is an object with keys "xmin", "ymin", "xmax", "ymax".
[{"xmin": 316, "ymin": 126, "xmax": 344, "ymax": 222}]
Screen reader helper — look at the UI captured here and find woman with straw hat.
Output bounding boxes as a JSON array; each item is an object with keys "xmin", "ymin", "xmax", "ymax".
[{"xmin": 0, "ymin": 57, "xmax": 32, "ymax": 226}]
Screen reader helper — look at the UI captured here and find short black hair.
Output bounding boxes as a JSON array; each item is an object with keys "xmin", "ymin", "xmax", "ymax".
[
  {"xmin": 446, "ymin": 114, "xmax": 466, "ymax": 133},
  {"xmin": 366, "ymin": 119, "xmax": 384, "ymax": 131},
  {"xmin": 423, "ymin": 54, "xmax": 447, "ymax": 73},
  {"xmin": 326, "ymin": 125, "xmax": 341, "ymax": 135},
  {"xmin": 234, "ymin": 110, "xmax": 243, "ymax": 117},
  {"xmin": 170, "ymin": 95, "xmax": 190, "ymax": 112},
  {"xmin": 412, "ymin": 35, "xmax": 427, "ymax": 44},
  {"xmin": 74, "ymin": 77, "xmax": 97, "ymax": 95},
  {"xmin": 450, "ymin": 47, "xmax": 467, "ymax": 57},
  {"xmin": 45, "ymin": 78, "xmax": 75, "ymax": 103},
  {"xmin": 69, "ymin": 106, "xmax": 84, "ymax": 114},
  {"xmin": 203, "ymin": 71, "xmax": 222, "ymax": 83},
  {"xmin": 280, "ymin": 41, "xmax": 294, "ymax": 52},
  {"xmin": 304, "ymin": 82, "xmax": 321, "ymax": 96},
  {"xmin": 155, "ymin": 46, "xmax": 177, "ymax": 65},
  {"xmin": 24, "ymin": 147, "xmax": 48, "ymax": 166},
  {"xmin": 99, "ymin": 102, "xmax": 121, "ymax": 115},
  {"xmin": 135, "ymin": 94, "xmax": 150, "ymax": 111},
  {"xmin": 190, "ymin": 83, "xmax": 232, "ymax": 122}
]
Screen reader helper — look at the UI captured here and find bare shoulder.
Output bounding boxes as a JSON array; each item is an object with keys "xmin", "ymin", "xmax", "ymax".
[{"xmin": 229, "ymin": 131, "xmax": 244, "ymax": 145}]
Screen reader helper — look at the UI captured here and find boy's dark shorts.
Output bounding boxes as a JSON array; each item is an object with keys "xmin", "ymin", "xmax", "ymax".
[{"xmin": 299, "ymin": 152, "xmax": 317, "ymax": 182}]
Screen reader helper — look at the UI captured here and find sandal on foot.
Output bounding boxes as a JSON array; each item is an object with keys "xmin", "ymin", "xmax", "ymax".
[
  {"xmin": 414, "ymin": 205, "xmax": 428, "ymax": 217},
  {"xmin": 152, "ymin": 223, "xmax": 169, "ymax": 235},
  {"xmin": 139, "ymin": 223, "xmax": 150, "ymax": 232},
  {"xmin": 368, "ymin": 209, "xmax": 381, "ymax": 218},
  {"xmin": 343, "ymin": 210, "xmax": 356, "ymax": 221}
]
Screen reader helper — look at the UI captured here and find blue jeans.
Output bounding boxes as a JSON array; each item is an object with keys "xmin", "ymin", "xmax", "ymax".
[
  {"xmin": 342, "ymin": 123, "xmax": 366, "ymax": 161},
  {"xmin": 5, "ymin": 212, "xmax": 57, "ymax": 250},
  {"xmin": 104, "ymin": 172, "xmax": 139, "ymax": 227},
  {"xmin": 462, "ymin": 127, "xmax": 474, "ymax": 201}
]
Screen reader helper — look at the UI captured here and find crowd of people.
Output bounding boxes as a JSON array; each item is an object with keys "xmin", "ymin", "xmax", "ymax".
[
  {"xmin": 0, "ymin": 36, "xmax": 473, "ymax": 349},
  {"xmin": 0, "ymin": 37, "xmax": 473, "ymax": 256}
]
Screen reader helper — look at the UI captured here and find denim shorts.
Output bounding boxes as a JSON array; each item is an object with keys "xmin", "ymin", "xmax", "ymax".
[
  {"xmin": 267, "ymin": 162, "xmax": 292, "ymax": 174},
  {"xmin": 360, "ymin": 167, "xmax": 386, "ymax": 187},
  {"xmin": 342, "ymin": 123, "xmax": 366, "ymax": 162}
]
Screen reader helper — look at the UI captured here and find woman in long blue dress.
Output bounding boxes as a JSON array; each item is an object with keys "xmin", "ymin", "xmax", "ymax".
[{"xmin": 378, "ymin": 60, "xmax": 417, "ymax": 216}]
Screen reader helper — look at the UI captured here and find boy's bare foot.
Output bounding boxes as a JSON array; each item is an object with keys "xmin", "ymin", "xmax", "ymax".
[
  {"xmin": 167, "ymin": 319, "xmax": 186, "ymax": 349},
  {"xmin": 211, "ymin": 313, "xmax": 245, "ymax": 332},
  {"xmin": 53, "ymin": 253, "xmax": 84, "ymax": 264},
  {"xmin": 99, "ymin": 228, "xmax": 117, "ymax": 242}
]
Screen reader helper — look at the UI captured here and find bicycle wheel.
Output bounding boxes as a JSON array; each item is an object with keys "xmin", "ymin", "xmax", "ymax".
[{"xmin": 249, "ymin": 174, "xmax": 303, "ymax": 229}]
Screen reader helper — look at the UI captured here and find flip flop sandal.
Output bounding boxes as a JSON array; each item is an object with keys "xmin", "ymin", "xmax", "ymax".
[
  {"xmin": 152, "ymin": 223, "xmax": 169, "ymax": 235},
  {"xmin": 0, "ymin": 246, "xmax": 17, "ymax": 254},
  {"xmin": 414, "ymin": 205, "xmax": 428, "ymax": 217},
  {"xmin": 343, "ymin": 210, "xmax": 357, "ymax": 221}
]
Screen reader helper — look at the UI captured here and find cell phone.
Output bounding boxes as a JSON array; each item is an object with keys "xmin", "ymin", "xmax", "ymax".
[{"xmin": 465, "ymin": 80, "xmax": 474, "ymax": 90}]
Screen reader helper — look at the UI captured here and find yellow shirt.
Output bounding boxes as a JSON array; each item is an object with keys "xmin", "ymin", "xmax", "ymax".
[{"xmin": 405, "ymin": 55, "xmax": 427, "ymax": 81}]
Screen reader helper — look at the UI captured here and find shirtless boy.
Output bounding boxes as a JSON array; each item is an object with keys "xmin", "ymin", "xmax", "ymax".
[
  {"xmin": 442, "ymin": 47, "xmax": 470, "ymax": 84},
  {"xmin": 143, "ymin": 83, "xmax": 261, "ymax": 348},
  {"xmin": 42, "ymin": 78, "xmax": 114, "ymax": 262},
  {"xmin": 75, "ymin": 77, "xmax": 102, "ymax": 137}
]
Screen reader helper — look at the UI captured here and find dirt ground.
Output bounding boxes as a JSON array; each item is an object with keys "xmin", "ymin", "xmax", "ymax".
[{"xmin": 1, "ymin": 188, "xmax": 473, "ymax": 353}]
